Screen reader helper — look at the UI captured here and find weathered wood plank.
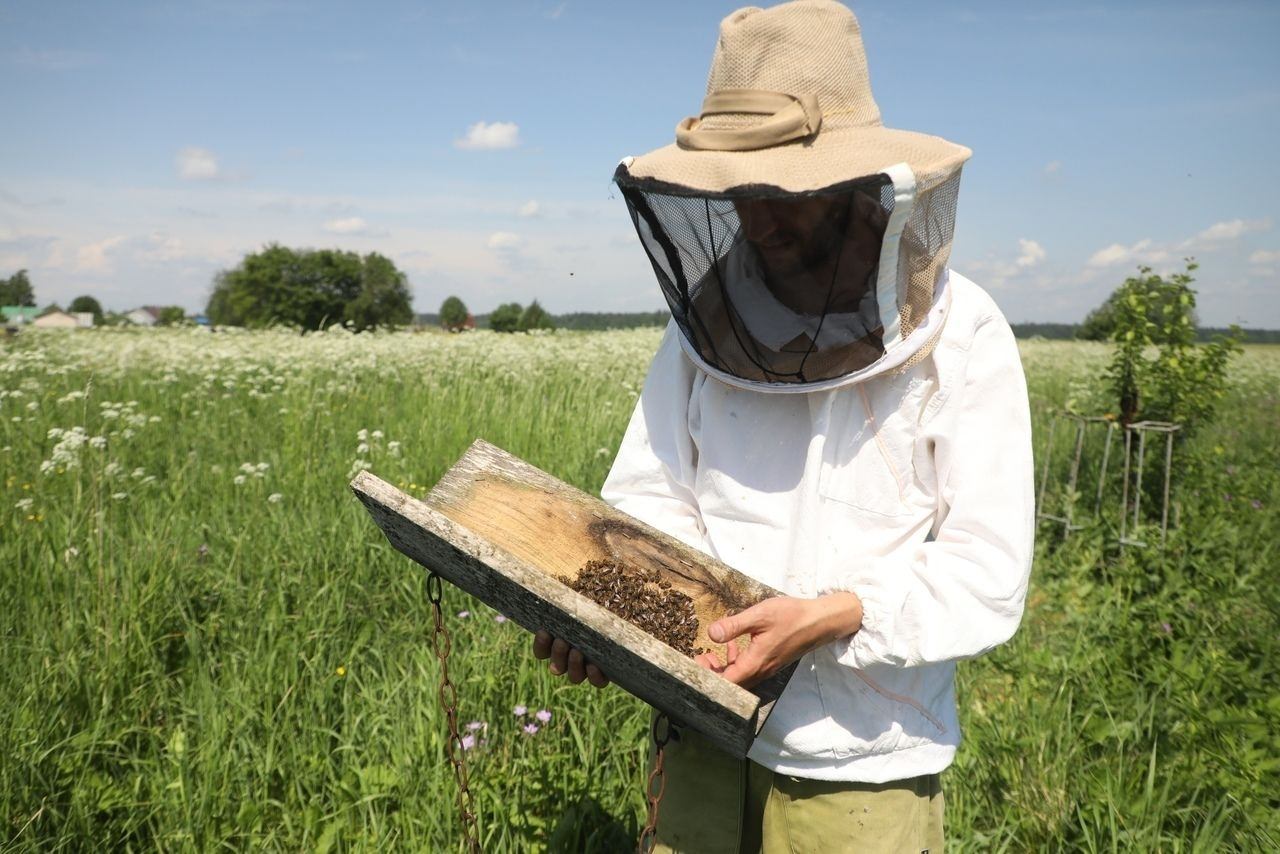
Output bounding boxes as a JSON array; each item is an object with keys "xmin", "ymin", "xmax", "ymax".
[
  {"xmin": 350, "ymin": 439, "xmax": 797, "ymax": 757},
  {"xmin": 427, "ymin": 439, "xmax": 783, "ymax": 664}
]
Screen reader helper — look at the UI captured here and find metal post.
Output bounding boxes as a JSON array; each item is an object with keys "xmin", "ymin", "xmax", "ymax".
[
  {"xmin": 1094, "ymin": 421, "xmax": 1115, "ymax": 519},
  {"xmin": 1064, "ymin": 418, "xmax": 1086, "ymax": 536}
]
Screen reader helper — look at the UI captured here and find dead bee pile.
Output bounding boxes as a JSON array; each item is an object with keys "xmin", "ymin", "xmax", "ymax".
[{"xmin": 569, "ymin": 559, "xmax": 700, "ymax": 656}]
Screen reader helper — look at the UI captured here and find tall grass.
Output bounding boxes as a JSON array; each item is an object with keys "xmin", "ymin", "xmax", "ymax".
[{"xmin": 2, "ymin": 328, "xmax": 1276, "ymax": 851}]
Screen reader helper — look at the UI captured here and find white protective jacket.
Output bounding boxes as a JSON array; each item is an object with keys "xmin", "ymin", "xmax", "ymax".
[{"xmin": 600, "ymin": 270, "xmax": 1035, "ymax": 783}]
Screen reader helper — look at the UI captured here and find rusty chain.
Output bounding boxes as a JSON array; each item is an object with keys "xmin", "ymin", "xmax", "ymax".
[
  {"xmin": 425, "ymin": 572, "xmax": 482, "ymax": 853},
  {"xmin": 637, "ymin": 712, "xmax": 673, "ymax": 853}
]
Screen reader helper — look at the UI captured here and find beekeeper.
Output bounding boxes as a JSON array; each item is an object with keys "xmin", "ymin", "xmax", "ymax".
[{"xmin": 532, "ymin": 0, "xmax": 1034, "ymax": 850}]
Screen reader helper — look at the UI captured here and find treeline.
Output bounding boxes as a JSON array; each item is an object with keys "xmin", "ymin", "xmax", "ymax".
[
  {"xmin": 1010, "ymin": 322, "xmax": 1280, "ymax": 344},
  {"xmin": 417, "ymin": 309, "xmax": 672, "ymax": 331}
]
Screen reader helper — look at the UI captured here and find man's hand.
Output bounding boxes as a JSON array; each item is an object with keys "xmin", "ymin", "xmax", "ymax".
[
  {"xmin": 532, "ymin": 631, "xmax": 610, "ymax": 688},
  {"xmin": 694, "ymin": 592, "xmax": 863, "ymax": 687}
]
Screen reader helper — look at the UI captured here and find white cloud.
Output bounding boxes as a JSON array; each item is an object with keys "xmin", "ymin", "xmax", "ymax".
[
  {"xmin": 486, "ymin": 231, "xmax": 523, "ymax": 250},
  {"xmin": 323, "ymin": 217, "xmax": 370, "ymax": 234},
  {"xmin": 137, "ymin": 233, "xmax": 185, "ymax": 263},
  {"xmin": 1182, "ymin": 217, "xmax": 1270, "ymax": 249},
  {"xmin": 1087, "ymin": 238, "xmax": 1169, "ymax": 268},
  {"xmin": 518, "ymin": 200, "xmax": 540, "ymax": 218},
  {"xmin": 176, "ymin": 146, "xmax": 220, "ymax": 180},
  {"xmin": 75, "ymin": 236, "xmax": 127, "ymax": 273},
  {"xmin": 1043, "ymin": 160, "xmax": 1062, "ymax": 175},
  {"xmin": 1016, "ymin": 238, "xmax": 1045, "ymax": 268},
  {"xmin": 1249, "ymin": 249, "xmax": 1280, "ymax": 265},
  {"xmin": 547, "ymin": 2, "xmax": 569, "ymax": 19},
  {"xmin": 455, "ymin": 121, "xmax": 520, "ymax": 150}
]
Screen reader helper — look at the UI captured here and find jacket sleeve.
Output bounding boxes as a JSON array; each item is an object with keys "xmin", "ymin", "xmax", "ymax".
[
  {"xmin": 599, "ymin": 322, "xmax": 709, "ymax": 553},
  {"xmin": 822, "ymin": 311, "xmax": 1036, "ymax": 669}
]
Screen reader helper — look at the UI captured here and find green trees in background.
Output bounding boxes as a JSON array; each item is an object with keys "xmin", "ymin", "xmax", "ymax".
[
  {"xmin": 487, "ymin": 300, "xmax": 556, "ymax": 333},
  {"xmin": 206, "ymin": 244, "xmax": 413, "ymax": 331},
  {"xmin": 1078, "ymin": 271, "xmax": 1202, "ymax": 342},
  {"xmin": 156, "ymin": 306, "xmax": 187, "ymax": 326},
  {"xmin": 439, "ymin": 295, "xmax": 469, "ymax": 331},
  {"xmin": 519, "ymin": 299, "xmax": 554, "ymax": 332},
  {"xmin": 489, "ymin": 302, "xmax": 523, "ymax": 333},
  {"xmin": 68, "ymin": 295, "xmax": 104, "ymax": 323},
  {"xmin": 1104, "ymin": 261, "xmax": 1241, "ymax": 432},
  {"xmin": 0, "ymin": 269, "xmax": 35, "ymax": 306}
]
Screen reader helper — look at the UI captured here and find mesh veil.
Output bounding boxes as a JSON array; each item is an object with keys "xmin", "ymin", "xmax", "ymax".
[{"xmin": 617, "ymin": 164, "xmax": 962, "ymax": 387}]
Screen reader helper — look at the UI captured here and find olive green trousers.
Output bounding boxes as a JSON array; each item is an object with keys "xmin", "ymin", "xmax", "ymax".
[{"xmin": 648, "ymin": 721, "xmax": 944, "ymax": 854}]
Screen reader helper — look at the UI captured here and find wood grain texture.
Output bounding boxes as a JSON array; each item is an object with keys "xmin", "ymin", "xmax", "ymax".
[{"xmin": 350, "ymin": 439, "xmax": 797, "ymax": 757}]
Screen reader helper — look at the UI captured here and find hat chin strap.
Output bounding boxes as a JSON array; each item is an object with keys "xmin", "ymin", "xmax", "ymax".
[{"xmin": 676, "ymin": 89, "xmax": 822, "ymax": 151}]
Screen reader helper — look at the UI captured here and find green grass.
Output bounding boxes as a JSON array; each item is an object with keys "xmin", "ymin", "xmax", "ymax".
[{"xmin": 2, "ymin": 328, "xmax": 1277, "ymax": 851}]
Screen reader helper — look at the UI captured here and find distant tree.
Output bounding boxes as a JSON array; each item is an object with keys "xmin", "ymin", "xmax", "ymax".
[
  {"xmin": 68, "ymin": 295, "xmax": 104, "ymax": 323},
  {"xmin": 342, "ymin": 252, "xmax": 414, "ymax": 331},
  {"xmin": 519, "ymin": 299, "xmax": 554, "ymax": 332},
  {"xmin": 0, "ymin": 269, "xmax": 35, "ymax": 306},
  {"xmin": 155, "ymin": 306, "xmax": 187, "ymax": 326},
  {"xmin": 1104, "ymin": 261, "xmax": 1240, "ymax": 430},
  {"xmin": 489, "ymin": 302, "xmax": 523, "ymax": 333},
  {"xmin": 440, "ymin": 295, "xmax": 469, "ymax": 331},
  {"xmin": 205, "ymin": 244, "xmax": 412, "ymax": 331},
  {"xmin": 38, "ymin": 302, "xmax": 63, "ymax": 316},
  {"xmin": 1078, "ymin": 274, "xmax": 1200, "ymax": 342}
]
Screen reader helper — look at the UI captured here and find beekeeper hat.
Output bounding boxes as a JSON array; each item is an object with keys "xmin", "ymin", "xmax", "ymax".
[
  {"xmin": 614, "ymin": 0, "xmax": 971, "ymax": 389},
  {"xmin": 620, "ymin": 0, "xmax": 971, "ymax": 195}
]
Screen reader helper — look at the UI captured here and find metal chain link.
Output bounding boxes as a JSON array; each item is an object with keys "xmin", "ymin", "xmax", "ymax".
[
  {"xmin": 425, "ymin": 572, "xmax": 482, "ymax": 853},
  {"xmin": 637, "ymin": 713, "xmax": 673, "ymax": 853}
]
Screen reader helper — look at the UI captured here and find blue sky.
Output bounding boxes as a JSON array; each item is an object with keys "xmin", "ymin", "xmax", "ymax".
[{"xmin": 2, "ymin": 0, "xmax": 1278, "ymax": 325}]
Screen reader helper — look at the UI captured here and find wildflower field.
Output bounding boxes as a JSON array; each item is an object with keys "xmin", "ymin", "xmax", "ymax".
[{"xmin": 2, "ymin": 327, "xmax": 1277, "ymax": 851}]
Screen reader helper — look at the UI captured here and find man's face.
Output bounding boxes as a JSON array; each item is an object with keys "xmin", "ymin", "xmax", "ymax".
[{"xmin": 733, "ymin": 188, "xmax": 888, "ymax": 314}]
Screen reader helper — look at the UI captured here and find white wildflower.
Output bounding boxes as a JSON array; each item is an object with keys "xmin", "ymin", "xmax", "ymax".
[
  {"xmin": 233, "ymin": 475, "xmax": 246, "ymax": 485},
  {"xmin": 267, "ymin": 493, "xmax": 283, "ymax": 504},
  {"xmin": 89, "ymin": 436, "xmax": 107, "ymax": 449},
  {"xmin": 15, "ymin": 498, "xmax": 33, "ymax": 511},
  {"xmin": 111, "ymin": 492, "xmax": 127, "ymax": 501}
]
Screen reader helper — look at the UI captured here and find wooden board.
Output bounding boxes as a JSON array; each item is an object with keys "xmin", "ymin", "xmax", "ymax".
[{"xmin": 349, "ymin": 438, "xmax": 796, "ymax": 758}]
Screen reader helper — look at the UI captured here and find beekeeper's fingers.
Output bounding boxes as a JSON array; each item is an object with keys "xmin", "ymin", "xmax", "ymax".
[
  {"xmin": 586, "ymin": 663, "xmax": 610, "ymax": 688},
  {"xmin": 567, "ymin": 648, "xmax": 588, "ymax": 684},
  {"xmin": 708, "ymin": 600, "xmax": 773, "ymax": 644},
  {"xmin": 532, "ymin": 630, "xmax": 553, "ymax": 660},
  {"xmin": 549, "ymin": 637, "xmax": 571, "ymax": 676}
]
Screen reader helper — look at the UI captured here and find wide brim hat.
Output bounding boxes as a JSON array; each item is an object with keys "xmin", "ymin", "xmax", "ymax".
[{"xmin": 618, "ymin": 0, "xmax": 971, "ymax": 195}]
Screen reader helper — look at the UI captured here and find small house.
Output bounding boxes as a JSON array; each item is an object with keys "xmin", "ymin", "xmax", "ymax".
[
  {"xmin": 33, "ymin": 310, "xmax": 80, "ymax": 329},
  {"xmin": 125, "ymin": 307, "xmax": 159, "ymax": 326},
  {"xmin": 1, "ymin": 306, "xmax": 40, "ymax": 326}
]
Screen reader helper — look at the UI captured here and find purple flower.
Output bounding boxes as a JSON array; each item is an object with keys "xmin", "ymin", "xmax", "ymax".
[
  {"xmin": 1160, "ymin": 622, "xmax": 1172, "ymax": 635},
  {"xmin": 494, "ymin": 614, "xmax": 508, "ymax": 624},
  {"xmin": 460, "ymin": 734, "xmax": 476, "ymax": 751},
  {"xmin": 466, "ymin": 720, "xmax": 485, "ymax": 731},
  {"xmin": 457, "ymin": 610, "xmax": 470, "ymax": 619},
  {"xmin": 535, "ymin": 709, "xmax": 552, "ymax": 724},
  {"xmin": 522, "ymin": 723, "xmax": 540, "ymax": 735},
  {"xmin": 1251, "ymin": 499, "xmax": 1263, "ymax": 510},
  {"xmin": 513, "ymin": 704, "xmax": 527, "ymax": 717}
]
